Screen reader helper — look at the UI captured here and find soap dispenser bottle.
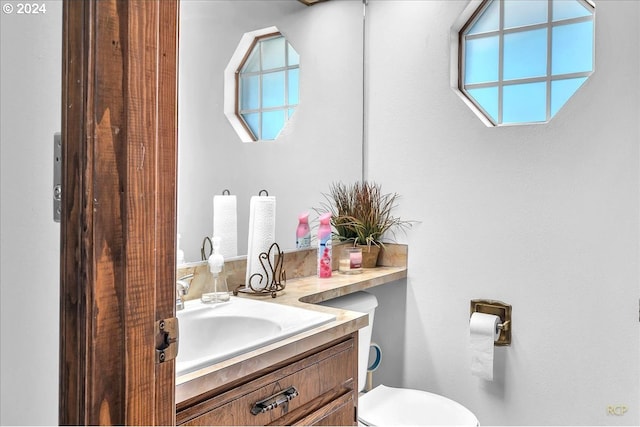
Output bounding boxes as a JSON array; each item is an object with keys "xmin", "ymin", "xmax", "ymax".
[
  {"xmin": 202, "ymin": 236, "xmax": 230, "ymax": 303},
  {"xmin": 317, "ymin": 213, "xmax": 332, "ymax": 278},
  {"xmin": 296, "ymin": 211, "xmax": 311, "ymax": 249}
]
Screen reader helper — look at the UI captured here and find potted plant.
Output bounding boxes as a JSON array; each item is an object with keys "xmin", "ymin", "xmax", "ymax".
[{"xmin": 317, "ymin": 181, "xmax": 412, "ymax": 268}]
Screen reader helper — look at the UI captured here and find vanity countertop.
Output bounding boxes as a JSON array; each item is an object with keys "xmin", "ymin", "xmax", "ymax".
[{"xmin": 175, "ymin": 248, "xmax": 407, "ymax": 408}]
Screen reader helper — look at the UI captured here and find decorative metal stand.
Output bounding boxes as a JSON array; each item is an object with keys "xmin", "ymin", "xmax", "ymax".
[
  {"xmin": 234, "ymin": 242, "xmax": 286, "ymax": 298},
  {"xmin": 201, "ymin": 236, "xmax": 213, "ymax": 261}
]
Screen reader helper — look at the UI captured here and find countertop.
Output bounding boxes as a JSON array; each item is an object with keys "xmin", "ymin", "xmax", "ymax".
[{"xmin": 175, "ymin": 261, "xmax": 407, "ymax": 408}]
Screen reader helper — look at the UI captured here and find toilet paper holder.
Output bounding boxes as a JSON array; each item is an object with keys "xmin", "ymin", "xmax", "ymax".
[{"xmin": 470, "ymin": 299, "xmax": 512, "ymax": 346}]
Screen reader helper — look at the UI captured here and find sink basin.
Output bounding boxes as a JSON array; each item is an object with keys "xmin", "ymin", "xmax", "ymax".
[{"xmin": 176, "ymin": 296, "xmax": 335, "ymax": 376}]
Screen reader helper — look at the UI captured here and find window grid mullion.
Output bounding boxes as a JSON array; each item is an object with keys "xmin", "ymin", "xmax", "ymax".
[
  {"xmin": 546, "ymin": 0, "xmax": 553, "ymax": 122},
  {"xmin": 497, "ymin": 0, "xmax": 504, "ymax": 124},
  {"xmin": 241, "ymin": 64, "xmax": 298, "ymax": 78},
  {"xmin": 258, "ymin": 39, "xmax": 264, "ymax": 139},
  {"xmin": 465, "ymin": 14, "xmax": 592, "ymax": 41},
  {"xmin": 240, "ymin": 105, "xmax": 297, "ymax": 115},
  {"xmin": 466, "ymin": 71, "xmax": 591, "ymax": 88},
  {"xmin": 284, "ymin": 42, "xmax": 289, "ymax": 121}
]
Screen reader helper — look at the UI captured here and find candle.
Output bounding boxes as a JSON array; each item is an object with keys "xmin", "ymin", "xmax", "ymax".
[{"xmin": 339, "ymin": 247, "xmax": 363, "ymax": 274}]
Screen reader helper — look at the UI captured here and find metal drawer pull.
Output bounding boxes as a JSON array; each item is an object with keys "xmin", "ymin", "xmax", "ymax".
[{"xmin": 250, "ymin": 386, "xmax": 299, "ymax": 415}]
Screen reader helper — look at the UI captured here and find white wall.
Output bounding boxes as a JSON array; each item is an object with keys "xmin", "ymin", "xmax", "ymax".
[
  {"xmin": 0, "ymin": 1, "xmax": 61, "ymax": 425},
  {"xmin": 366, "ymin": 1, "xmax": 639, "ymax": 425},
  {"xmin": 1, "ymin": 1, "xmax": 638, "ymax": 426}
]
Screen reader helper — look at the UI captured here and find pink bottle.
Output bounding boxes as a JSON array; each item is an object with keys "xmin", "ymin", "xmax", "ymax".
[
  {"xmin": 317, "ymin": 213, "xmax": 332, "ymax": 278},
  {"xmin": 296, "ymin": 212, "xmax": 311, "ymax": 249}
]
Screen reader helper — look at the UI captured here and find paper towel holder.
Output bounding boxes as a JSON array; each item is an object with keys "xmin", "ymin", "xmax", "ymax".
[
  {"xmin": 470, "ymin": 299, "xmax": 512, "ymax": 346},
  {"xmin": 233, "ymin": 242, "xmax": 286, "ymax": 298}
]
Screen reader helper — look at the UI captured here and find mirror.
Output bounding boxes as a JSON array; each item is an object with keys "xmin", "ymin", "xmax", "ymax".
[{"xmin": 178, "ymin": 0, "xmax": 365, "ymax": 263}]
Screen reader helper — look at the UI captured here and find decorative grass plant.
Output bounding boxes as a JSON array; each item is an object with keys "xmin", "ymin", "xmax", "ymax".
[{"xmin": 317, "ymin": 181, "xmax": 412, "ymax": 266}]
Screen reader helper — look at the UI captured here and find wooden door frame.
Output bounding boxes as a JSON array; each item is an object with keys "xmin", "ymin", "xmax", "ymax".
[{"xmin": 59, "ymin": 1, "xmax": 179, "ymax": 424}]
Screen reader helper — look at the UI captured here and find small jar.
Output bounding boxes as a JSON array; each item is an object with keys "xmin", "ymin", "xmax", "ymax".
[{"xmin": 339, "ymin": 247, "xmax": 363, "ymax": 274}]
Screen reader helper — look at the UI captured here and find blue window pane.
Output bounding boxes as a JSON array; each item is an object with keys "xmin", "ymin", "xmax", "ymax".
[
  {"xmin": 262, "ymin": 110, "xmax": 285, "ymax": 140},
  {"xmin": 242, "ymin": 48, "xmax": 260, "ymax": 73},
  {"xmin": 235, "ymin": 32, "xmax": 299, "ymax": 140},
  {"xmin": 262, "ymin": 71, "xmax": 285, "ymax": 108},
  {"xmin": 467, "ymin": 86, "xmax": 499, "ymax": 123},
  {"xmin": 551, "ymin": 77, "xmax": 586, "ymax": 116},
  {"xmin": 241, "ymin": 75, "xmax": 260, "ymax": 110},
  {"xmin": 288, "ymin": 69, "xmax": 299, "ymax": 105},
  {"xmin": 465, "ymin": 36, "xmax": 499, "ymax": 84},
  {"xmin": 552, "ymin": 21, "xmax": 593, "ymax": 75},
  {"xmin": 460, "ymin": 0, "xmax": 594, "ymax": 126},
  {"xmin": 503, "ymin": 82, "xmax": 547, "ymax": 123},
  {"xmin": 262, "ymin": 37, "xmax": 285, "ymax": 70},
  {"xmin": 504, "ymin": 0, "xmax": 548, "ymax": 29},
  {"xmin": 504, "ymin": 28, "xmax": 547, "ymax": 80},
  {"xmin": 288, "ymin": 43, "xmax": 299, "ymax": 66},
  {"xmin": 242, "ymin": 113, "xmax": 260, "ymax": 138},
  {"xmin": 468, "ymin": 0, "xmax": 500, "ymax": 35},
  {"xmin": 553, "ymin": 0, "xmax": 591, "ymax": 22}
]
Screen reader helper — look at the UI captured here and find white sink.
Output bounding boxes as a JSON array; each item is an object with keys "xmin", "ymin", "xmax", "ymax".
[{"xmin": 176, "ymin": 296, "xmax": 335, "ymax": 376}]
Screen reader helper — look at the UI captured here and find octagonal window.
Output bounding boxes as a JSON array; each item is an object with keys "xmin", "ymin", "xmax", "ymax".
[
  {"xmin": 459, "ymin": 0, "xmax": 594, "ymax": 126},
  {"xmin": 224, "ymin": 27, "xmax": 299, "ymax": 142}
]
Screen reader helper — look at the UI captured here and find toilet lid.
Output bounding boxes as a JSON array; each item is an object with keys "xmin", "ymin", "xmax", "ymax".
[{"xmin": 358, "ymin": 385, "xmax": 479, "ymax": 426}]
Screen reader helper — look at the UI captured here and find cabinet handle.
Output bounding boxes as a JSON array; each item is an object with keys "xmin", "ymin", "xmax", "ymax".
[{"xmin": 250, "ymin": 386, "xmax": 299, "ymax": 415}]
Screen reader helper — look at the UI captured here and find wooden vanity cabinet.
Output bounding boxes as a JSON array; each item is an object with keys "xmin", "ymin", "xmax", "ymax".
[{"xmin": 176, "ymin": 333, "xmax": 358, "ymax": 426}]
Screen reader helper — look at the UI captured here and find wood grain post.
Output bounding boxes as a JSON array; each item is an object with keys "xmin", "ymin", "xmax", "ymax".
[{"xmin": 60, "ymin": 1, "xmax": 179, "ymax": 424}]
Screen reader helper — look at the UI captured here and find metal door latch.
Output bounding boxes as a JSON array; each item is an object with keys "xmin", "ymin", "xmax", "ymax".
[{"xmin": 155, "ymin": 317, "xmax": 179, "ymax": 364}]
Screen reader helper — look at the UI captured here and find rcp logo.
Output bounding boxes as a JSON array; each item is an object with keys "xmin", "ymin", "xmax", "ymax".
[{"xmin": 606, "ymin": 405, "xmax": 628, "ymax": 416}]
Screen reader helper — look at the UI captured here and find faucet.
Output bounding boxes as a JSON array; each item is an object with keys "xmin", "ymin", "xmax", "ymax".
[{"xmin": 176, "ymin": 273, "xmax": 194, "ymax": 311}]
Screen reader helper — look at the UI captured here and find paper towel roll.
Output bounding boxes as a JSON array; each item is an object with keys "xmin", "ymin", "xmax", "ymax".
[
  {"xmin": 469, "ymin": 312, "xmax": 501, "ymax": 381},
  {"xmin": 213, "ymin": 194, "xmax": 238, "ymax": 259},
  {"xmin": 245, "ymin": 195, "xmax": 276, "ymax": 290}
]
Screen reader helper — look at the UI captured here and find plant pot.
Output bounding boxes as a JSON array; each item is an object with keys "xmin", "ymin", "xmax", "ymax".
[{"xmin": 358, "ymin": 245, "xmax": 380, "ymax": 268}]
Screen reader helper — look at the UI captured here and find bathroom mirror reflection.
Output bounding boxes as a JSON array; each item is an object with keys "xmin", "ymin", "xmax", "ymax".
[{"xmin": 178, "ymin": 0, "xmax": 365, "ymax": 263}]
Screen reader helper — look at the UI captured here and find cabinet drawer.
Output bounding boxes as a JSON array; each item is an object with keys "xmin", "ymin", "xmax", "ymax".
[
  {"xmin": 178, "ymin": 337, "xmax": 356, "ymax": 426},
  {"xmin": 292, "ymin": 391, "xmax": 355, "ymax": 426}
]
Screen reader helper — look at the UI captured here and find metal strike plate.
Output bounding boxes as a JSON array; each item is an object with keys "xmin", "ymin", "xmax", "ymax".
[
  {"xmin": 53, "ymin": 132, "xmax": 61, "ymax": 222},
  {"xmin": 155, "ymin": 317, "xmax": 179, "ymax": 364}
]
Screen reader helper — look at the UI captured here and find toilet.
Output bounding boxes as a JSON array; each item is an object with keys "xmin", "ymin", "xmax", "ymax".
[{"xmin": 319, "ymin": 291, "xmax": 479, "ymax": 426}]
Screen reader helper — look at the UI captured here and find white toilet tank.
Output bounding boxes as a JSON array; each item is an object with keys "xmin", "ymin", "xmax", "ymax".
[
  {"xmin": 318, "ymin": 291, "xmax": 378, "ymax": 392},
  {"xmin": 319, "ymin": 291, "xmax": 480, "ymax": 426}
]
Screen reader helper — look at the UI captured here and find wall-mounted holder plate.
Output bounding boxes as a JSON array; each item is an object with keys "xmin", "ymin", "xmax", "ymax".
[{"xmin": 470, "ymin": 299, "xmax": 512, "ymax": 346}]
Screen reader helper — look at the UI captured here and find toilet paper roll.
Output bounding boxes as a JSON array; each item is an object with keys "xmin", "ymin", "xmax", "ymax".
[
  {"xmin": 469, "ymin": 312, "xmax": 501, "ymax": 381},
  {"xmin": 213, "ymin": 194, "xmax": 238, "ymax": 259},
  {"xmin": 245, "ymin": 195, "xmax": 276, "ymax": 290}
]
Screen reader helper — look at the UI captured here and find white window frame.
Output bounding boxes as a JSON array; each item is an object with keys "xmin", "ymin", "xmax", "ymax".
[
  {"xmin": 450, "ymin": 0, "xmax": 595, "ymax": 127},
  {"xmin": 224, "ymin": 26, "xmax": 299, "ymax": 142}
]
